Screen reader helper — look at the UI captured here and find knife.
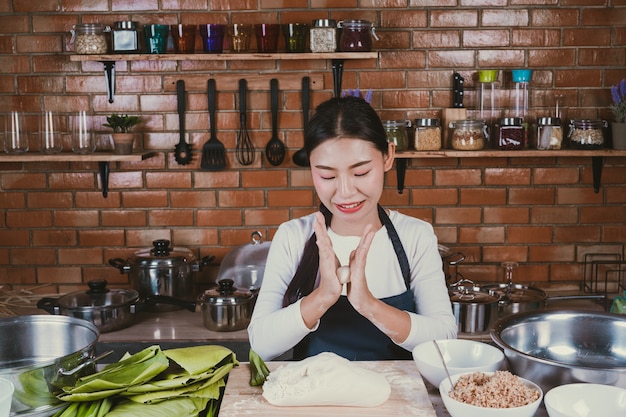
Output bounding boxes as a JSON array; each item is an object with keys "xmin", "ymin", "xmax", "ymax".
[{"xmin": 453, "ymin": 72, "xmax": 464, "ymax": 108}]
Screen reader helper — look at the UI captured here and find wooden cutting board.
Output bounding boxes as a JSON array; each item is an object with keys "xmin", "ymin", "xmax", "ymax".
[{"xmin": 218, "ymin": 361, "xmax": 436, "ymax": 417}]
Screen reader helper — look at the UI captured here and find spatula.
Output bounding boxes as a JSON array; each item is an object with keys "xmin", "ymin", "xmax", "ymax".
[
  {"xmin": 201, "ymin": 78, "xmax": 227, "ymax": 171},
  {"xmin": 174, "ymin": 80, "xmax": 192, "ymax": 165},
  {"xmin": 265, "ymin": 78, "xmax": 285, "ymax": 166},
  {"xmin": 292, "ymin": 76, "xmax": 310, "ymax": 167}
]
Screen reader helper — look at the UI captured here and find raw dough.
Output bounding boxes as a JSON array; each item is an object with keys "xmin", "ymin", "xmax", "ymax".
[
  {"xmin": 337, "ymin": 265, "xmax": 351, "ymax": 284},
  {"xmin": 262, "ymin": 352, "xmax": 391, "ymax": 407}
]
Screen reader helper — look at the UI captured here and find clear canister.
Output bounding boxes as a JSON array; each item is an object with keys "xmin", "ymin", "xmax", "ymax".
[
  {"xmin": 71, "ymin": 23, "xmax": 109, "ymax": 54},
  {"xmin": 568, "ymin": 119, "xmax": 606, "ymax": 149},
  {"xmin": 310, "ymin": 19, "xmax": 336, "ymax": 53},
  {"xmin": 112, "ymin": 21, "xmax": 140, "ymax": 53},
  {"xmin": 337, "ymin": 20, "xmax": 379, "ymax": 52},
  {"xmin": 495, "ymin": 117, "xmax": 524, "ymax": 150},
  {"xmin": 414, "ymin": 118, "xmax": 441, "ymax": 151},
  {"xmin": 383, "ymin": 119, "xmax": 410, "ymax": 151},
  {"xmin": 449, "ymin": 119, "xmax": 488, "ymax": 151},
  {"xmin": 535, "ymin": 117, "xmax": 563, "ymax": 150}
]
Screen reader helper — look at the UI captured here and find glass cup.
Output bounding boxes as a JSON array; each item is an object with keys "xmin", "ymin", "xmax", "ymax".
[
  {"xmin": 40, "ymin": 111, "xmax": 63, "ymax": 154},
  {"xmin": 3, "ymin": 111, "xmax": 30, "ymax": 154},
  {"xmin": 144, "ymin": 24, "xmax": 169, "ymax": 54},
  {"xmin": 228, "ymin": 24, "xmax": 252, "ymax": 53},
  {"xmin": 199, "ymin": 24, "xmax": 225, "ymax": 53},
  {"xmin": 254, "ymin": 23, "xmax": 280, "ymax": 53},
  {"xmin": 283, "ymin": 23, "xmax": 308, "ymax": 52},
  {"xmin": 171, "ymin": 24, "xmax": 196, "ymax": 53},
  {"xmin": 71, "ymin": 111, "xmax": 95, "ymax": 154}
]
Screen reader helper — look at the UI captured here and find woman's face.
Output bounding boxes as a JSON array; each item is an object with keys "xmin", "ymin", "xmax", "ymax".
[{"xmin": 309, "ymin": 137, "xmax": 395, "ymax": 235}]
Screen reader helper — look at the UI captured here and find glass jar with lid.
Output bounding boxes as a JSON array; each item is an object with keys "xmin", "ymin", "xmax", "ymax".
[
  {"xmin": 534, "ymin": 117, "xmax": 563, "ymax": 150},
  {"xmin": 310, "ymin": 19, "xmax": 337, "ymax": 53},
  {"xmin": 337, "ymin": 20, "xmax": 379, "ymax": 52},
  {"xmin": 383, "ymin": 119, "xmax": 410, "ymax": 151},
  {"xmin": 494, "ymin": 117, "xmax": 524, "ymax": 150},
  {"xmin": 414, "ymin": 118, "xmax": 441, "ymax": 151},
  {"xmin": 111, "ymin": 21, "xmax": 140, "ymax": 53},
  {"xmin": 568, "ymin": 119, "xmax": 606, "ymax": 149},
  {"xmin": 71, "ymin": 23, "xmax": 110, "ymax": 54},
  {"xmin": 449, "ymin": 119, "xmax": 488, "ymax": 151}
]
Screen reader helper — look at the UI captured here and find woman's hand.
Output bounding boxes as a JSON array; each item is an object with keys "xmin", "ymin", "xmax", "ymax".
[
  {"xmin": 345, "ymin": 224, "xmax": 377, "ymax": 312},
  {"xmin": 312, "ymin": 212, "xmax": 343, "ymax": 299}
]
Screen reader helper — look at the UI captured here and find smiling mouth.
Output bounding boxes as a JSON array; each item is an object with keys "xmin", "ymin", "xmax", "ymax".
[{"xmin": 337, "ymin": 201, "xmax": 363, "ymax": 210}]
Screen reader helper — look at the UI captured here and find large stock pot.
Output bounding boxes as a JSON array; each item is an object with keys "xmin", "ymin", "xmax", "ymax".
[{"xmin": 0, "ymin": 315, "xmax": 104, "ymax": 417}]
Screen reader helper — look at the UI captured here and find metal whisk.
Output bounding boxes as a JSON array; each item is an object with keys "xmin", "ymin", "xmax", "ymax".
[{"xmin": 236, "ymin": 78, "xmax": 255, "ymax": 165}]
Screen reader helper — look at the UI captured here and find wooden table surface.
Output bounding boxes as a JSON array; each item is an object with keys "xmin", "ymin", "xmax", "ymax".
[{"xmin": 218, "ymin": 361, "xmax": 437, "ymax": 417}]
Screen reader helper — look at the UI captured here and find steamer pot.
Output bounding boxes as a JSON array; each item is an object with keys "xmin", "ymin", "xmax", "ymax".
[
  {"xmin": 448, "ymin": 278, "xmax": 499, "ymax": 334},
  {"xmin": 0, "ymin": 315, "xmax": 104, "ymax": 417},
  {"xmin": 199, "ymin": 279, "xmax": 256, "ymax": 332},
  {"xmin": 217, "ymin": 231, "xmax": 270, "ymax": 292},
  {"xmin": 109, "ymin": 239, "xmax": 214, "ymax": 311}
]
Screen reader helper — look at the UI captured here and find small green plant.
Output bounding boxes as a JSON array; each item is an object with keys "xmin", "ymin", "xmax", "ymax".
[{"xmin": 103, "ymin": 114, "xmax": 141, "ymax": 133}]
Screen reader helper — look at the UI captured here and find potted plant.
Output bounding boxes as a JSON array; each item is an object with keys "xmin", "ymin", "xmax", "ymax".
[
  {"xmin": 610, "ymin": 79, "xmax": 626, "ymax": 150},
  {"xmin": 103, "ymin": 114, "xmax": 141, "ymax": 154}
]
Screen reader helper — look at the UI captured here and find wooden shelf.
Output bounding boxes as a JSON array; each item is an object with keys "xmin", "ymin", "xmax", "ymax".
[
  {"xmin": 0, "ymin": 152, "xmax": 156, "ymax": 197},
  {"xmin": 393, "ymin": 149, "xmax": 626, "ymax": 194}
]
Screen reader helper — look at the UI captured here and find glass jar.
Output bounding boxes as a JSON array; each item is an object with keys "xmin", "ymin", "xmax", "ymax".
[
  {"xmin": 535, "ymin": 117, "xmax": 563, "ymax": 150},
  {"xmin": 337, "ymin": 20, "xmax": 378, "ymax": 52},
  {"xmin": 310, "ymin": 19, "xmax": 336, "ymax": 53},
  {"xmin": 71, "ymin": 23, "xmax": 109, "ymax": 54},
  {"xmin": 414, "ymin": 118, "xmax": 441, "ymax": 151},
  {"xmin": 383, "ymin": 120, "xmax": 410, "ymax": 151},
  {"xmin": 495, "ymin": 117, "xmax": 524, "ymax": 150},
  {"xmin": 568, "ymin": 119, "xmax": 606, "ymax": 149},
  {"xmin": 449, "ymin": 119, "xmax": 488, "ymax": 151},
  {"xmin": 111, "ymin": 21, "xmax": 140, "ymax": 53}
]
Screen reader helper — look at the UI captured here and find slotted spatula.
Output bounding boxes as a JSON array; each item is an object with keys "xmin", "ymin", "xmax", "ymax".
[
  {"xmin": 265, "ymin": 78, "xmax": 285, "ymax": 166},
  {"xmin": 201, "ymin": 78, "xmax": 227, "ymax": 171}
]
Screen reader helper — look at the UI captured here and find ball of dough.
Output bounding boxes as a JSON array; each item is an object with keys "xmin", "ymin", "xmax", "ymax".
[{"xmin": 337, "ymin": 265, "xmax": 351, "ymax": 284}]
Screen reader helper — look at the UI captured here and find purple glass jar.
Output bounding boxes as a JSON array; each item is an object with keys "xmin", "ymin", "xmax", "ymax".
[{"xmin": 337, "ymin": 20, "xmax": 378, "ymax": 52}]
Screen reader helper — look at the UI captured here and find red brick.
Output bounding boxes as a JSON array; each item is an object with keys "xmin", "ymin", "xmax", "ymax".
[
  {"xmin": 484, "ymin": 207, "xmax": 530, "ymax": 224},
  {"xmin": 244, "ymin": 209, "xmax": 290, "ymax": 225},
  {"xmin": 507, "ymin": 226, "xmax": 553, "ymax": 243},
  {"xmin": 554, "ymin": 226, "xmax": 601, "ymax": 243},
  {"xmin": 412, "ymin": 188, "xmax": 458, "ymax": 206},
  {"xmin": 482, "ymin": 246, "xmax": 528, "ymax": 263},
  {"xmin": 11, "ymin": 248, "xmax": 56, "ymax": 265},
  {"xmin": 531, "ymin": 207, "xmax": 579, "ymax": 224},
  {"xmin": 580, "ymin": 207, "xmax": 626, "ymax": 224},
  {"xmin": 32, "ymin": 230, "xmax": 77, "ymax": 247},
  {"xmin": 435, "ymin": 208, "xmax": 482, "ymax": 224},
  {"xmin": 459, "ymin": 226, "xmax": 505, "ymax": 243},
  {"xmin": 460, "ymin": 188, "xmax": 506, "ymax": 205},
  {"xmin": 6, "ymin": 211, "xmax": 53, "ymax": 228},
  {"xmin": 101, "ymin": 210, "xmax": 148, "ymax": 227},
  {"xmin": 267, "ymin": 190, "xmax": 314, "ymax": 207},
  {"xmin": 148, "ymin": 209, "xmax": 195, "ymax": 226},
  {"xmin": 529, "ymin": 245, "xmax": 575, "ymax": 262}
]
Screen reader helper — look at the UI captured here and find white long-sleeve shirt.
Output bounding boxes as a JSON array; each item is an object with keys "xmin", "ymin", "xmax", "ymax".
[{"xmin": 248, "ymin": 210, "xmax": 457, "ymax": 361}]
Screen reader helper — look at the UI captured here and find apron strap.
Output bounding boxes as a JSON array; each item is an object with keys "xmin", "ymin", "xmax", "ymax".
[{"xmin": 377, "ymin": 205, "xmax": 411, "ymax": 289}]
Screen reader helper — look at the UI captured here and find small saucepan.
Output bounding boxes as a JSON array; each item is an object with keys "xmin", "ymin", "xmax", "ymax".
[
  {"xmin": 448, "ymin": 278, "xmax": 499, "ymax": 334},
  {"xmin": 37, "ymin": 279, "xmax": 195, "ymax": 333},
  {"xmin": 198, "ymin": 279, "xmax": 256, "ymax": 332}
]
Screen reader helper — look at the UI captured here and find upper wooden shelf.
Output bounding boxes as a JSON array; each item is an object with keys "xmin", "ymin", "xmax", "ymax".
[
  {"xmin": 68, "ymin": 52, "xmax": 379, "ymax": 62},
  {"xmin": 0, "ymin": 151, "xmax": 153, "ymax": 162},
  {"xmin": 395, "ymin": 149, "xmax": 626, "ymax": 158}
]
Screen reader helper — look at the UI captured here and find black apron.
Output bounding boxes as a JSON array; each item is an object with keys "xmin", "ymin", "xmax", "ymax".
[{"xmin": 293, "ymin": 206, "xmax": 415, "ymax": 361}]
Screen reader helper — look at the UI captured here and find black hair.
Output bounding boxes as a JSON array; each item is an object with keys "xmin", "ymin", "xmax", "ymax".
[{"xmin": 282, "ymin": 96, "xmax": 388, "ymax": 307}]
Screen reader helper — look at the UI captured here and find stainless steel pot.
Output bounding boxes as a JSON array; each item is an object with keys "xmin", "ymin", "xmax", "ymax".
[
  {"xmin": 37, "ymin": 280, "xmax": 195, "ymax": 333},
  {"xmin": 0, "ymin": 315, "xmax": 104, "ymax": 417},
  {"xmin": 448, "ymin": 278, "xmax": 499, "ymax": 334},
  {"xmin": 217, "ymin": 231, "xmax": 270, "ymax": 292},
  {"xmin": 490, "ymin": 310, "xmax": 626, "ymax": 392},
  {"xmin": 199, "ymin": 279, "xmax": 255, "ymax": 332},
  {"xmin": 109, "ymin": 239, "xmax": 214, "ymax": 312}
]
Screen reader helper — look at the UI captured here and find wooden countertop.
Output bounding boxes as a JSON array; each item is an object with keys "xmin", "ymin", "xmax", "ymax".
[{"xmin": 219, "ymin": 361, "xmax": 437, "ymax": 417}]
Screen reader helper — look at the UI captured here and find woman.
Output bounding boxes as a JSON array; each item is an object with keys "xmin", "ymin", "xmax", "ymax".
[{"xmin": 248, "ymin": 96, "xmax": 457, "ymax": 361}]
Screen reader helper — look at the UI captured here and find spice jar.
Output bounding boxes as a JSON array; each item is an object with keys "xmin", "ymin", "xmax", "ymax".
[
  {"xmin": 111, "ymin": 21, "xmax": 140, "ymax": 53},
  {"xmin": 337, "ymin": 20, "xmax": 379, "ymax": 52},
  {"xmin": 568, "ymin": 119, "xmax": 606, "ymax": 149},
  {"xmin": 535, "ymin": 117, "xmax": 563, "ymax": 150},
  {"xmin": 71, "ymin": 23, "xmax": 109, "ymax": 54},
  {"xmin": 383, "ymin": 120, "xmax": 410, "ymax": 151},
  {"xmin": 414, "ymin": 118, "xmax": 441, "ymax": 151},
  {"xmin": 495, "ymin": 117, "xmax": 524, "ymax": 150},
  {"xmin": 449, "ymin": 119, "xmax": 488, "ymax": 151},
  {"xmin": 310, "ymin": 19, "xmax": 337, "ymax": 53}
]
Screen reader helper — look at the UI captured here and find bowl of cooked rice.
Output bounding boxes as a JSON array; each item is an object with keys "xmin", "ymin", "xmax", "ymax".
[
  {"xmin": 412, "ymin": 339, "xmax": 504, "ymax": 387},
  {"xmin": 439, "ymin": 370, "xmax": 543, "ymax": 417},
  {"xmin": 544, "ymin": 383, "xmax": 626, "ymax": 417}
]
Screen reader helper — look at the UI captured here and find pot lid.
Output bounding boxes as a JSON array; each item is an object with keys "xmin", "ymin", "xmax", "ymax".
[
  {"xmin": 217, "ymin": 231, "xmax": 271, "ymax": 290},
  {"xmin": 57, "ymin": 279, "xmax": 139, "ymax": 310},
  {"xmin": 481, "ymin": 283, "xmax": 547, "ymax": 303},
  {"xmin": 449, "ymin": 278, "xmax": 499, "ymax": 304},
  {"xmin": 129, "ymin": 239, "xmax": 197, "ymax": 268},
  {"xmin": 200, "ymin": 279, "xmax": 254, "ymax": 306}
]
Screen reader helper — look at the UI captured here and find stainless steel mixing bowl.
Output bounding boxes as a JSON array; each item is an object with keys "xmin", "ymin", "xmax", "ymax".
[{"xmin": 490, "ymin": 309, "xmax": 626, "ymax": 392}]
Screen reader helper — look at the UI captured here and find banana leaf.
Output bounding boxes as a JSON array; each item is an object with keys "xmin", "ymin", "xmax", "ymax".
[
  {"xmin": 105, "ymin": 397, "xmax": 209, "ymax": 417},
  {"xmin": 124, "ymin": 362, "xmax": 234, "ymax": 394},
  {"xmin": 163, "ymin": 345, "xmax": 237, "ymax": 375},
  {"xmin": 124, "ymin": 369, "xmax": 228, "ymax": 403}
]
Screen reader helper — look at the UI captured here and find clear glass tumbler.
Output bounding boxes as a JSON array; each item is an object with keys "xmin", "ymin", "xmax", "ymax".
[
  {"xmin": 3, "ymin": 111, "xmax": 30, "ymax": 154},
  {"xmin": 40, "ymin": 111, "xmax": 63, "ymax": 154},
  {"xmin": 71, "ymin": 111, "xmax": 95, "ymax": 154}
]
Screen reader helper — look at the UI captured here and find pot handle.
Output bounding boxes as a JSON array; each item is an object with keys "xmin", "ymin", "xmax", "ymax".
[
  {"xmin": 142, "ymin": 295, "xmax": 197, "ymax": 312},
  {"xmin": 36, "ymin": 297, "xmax": 61, "ymax": 314},
  {"xmin": 108, "ymin": 257, "xmax": 131, "ymax": 273},
  {"xmin": 192, "ymin": 255, "xmax": 216, "ymax": 272},
  {"xmin": 58, "ymin": 350, "xmax": 114, "ymax": 376}
]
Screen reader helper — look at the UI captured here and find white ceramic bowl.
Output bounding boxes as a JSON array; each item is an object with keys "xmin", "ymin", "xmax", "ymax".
[
  {"xmin": 439, "ymin": 371, "xmax": 543, "ymax": 417},
  {"xmin": 412, "ymin": 339, "xmax": 504, "ymax": 387},
  {"xmin": 544, "ymin": 383, "xmax": 626, "ymax": 417}
]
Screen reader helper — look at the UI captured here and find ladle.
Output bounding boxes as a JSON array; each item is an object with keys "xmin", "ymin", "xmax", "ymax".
[{"xmin": 433, "ymin": 339, "xmax": 454, "ymax": 388}]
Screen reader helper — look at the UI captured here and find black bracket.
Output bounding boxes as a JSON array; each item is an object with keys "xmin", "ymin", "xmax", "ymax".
[
  {"xmin": 102, "ymin": 61, "xmax": 116, "ymax": 103},
  {"xmin": 592, "ymin": 156, "xmax": 604, "ymax": 193},
  {"xmin": 396, "ymin": 159, "xmax": 407, "ymax": 194},
  {"xmin": 98, "ymin": 161, "xmax": 110, "ymax": 198},
  {"xmin": 332, "ymin": 59, "xmax": 345, "ymax": 98}
]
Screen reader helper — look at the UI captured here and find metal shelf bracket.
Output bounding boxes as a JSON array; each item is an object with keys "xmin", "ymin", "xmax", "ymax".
[
  {"xmin": 98, "ymin": 161, "xmax": 110, "ymax": 198},
  {"xmin": 101, "ymin": 61, "xmax": 116, "ymax": 103}
]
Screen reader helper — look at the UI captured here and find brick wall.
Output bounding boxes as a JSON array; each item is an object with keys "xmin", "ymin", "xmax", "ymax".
[{"xmin": 1, "ymin": 1, "xmax": 625, "ymax": 295}]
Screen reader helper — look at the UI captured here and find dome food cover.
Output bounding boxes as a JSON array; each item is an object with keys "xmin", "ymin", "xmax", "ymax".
[{"xmin": 217, "ymin": 231, "xmax": 271, "ymax": 291}]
